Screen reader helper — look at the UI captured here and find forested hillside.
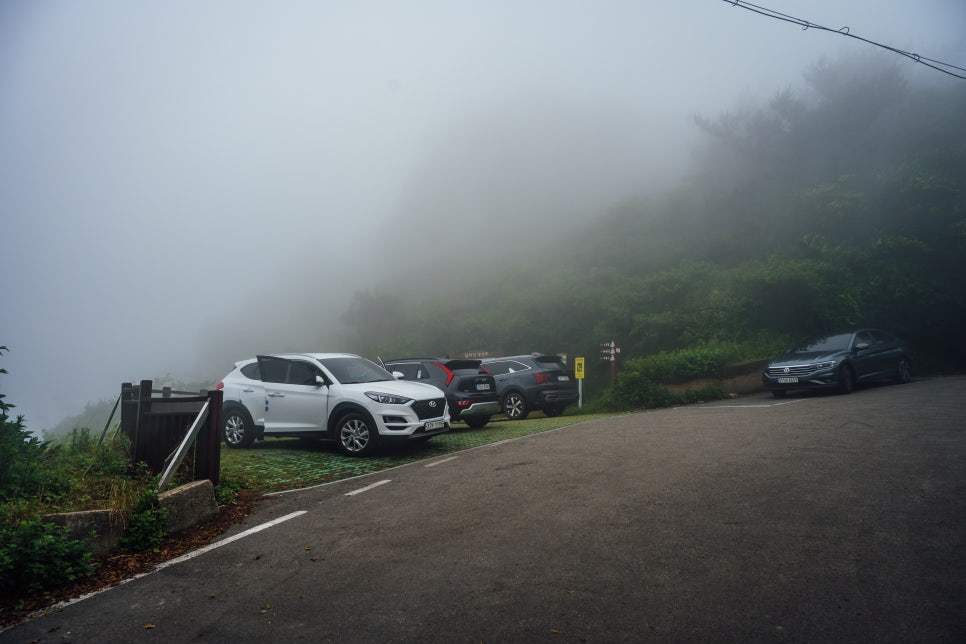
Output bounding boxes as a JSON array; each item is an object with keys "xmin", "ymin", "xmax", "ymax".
[{"xmin": 341, "ymin": 53, "xmax": 966, "ymax": 382}]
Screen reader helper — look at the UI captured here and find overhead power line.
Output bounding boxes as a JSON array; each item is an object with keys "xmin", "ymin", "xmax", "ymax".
[{"xmin": 723, "ymin": 0, "xmax": 966, "ymax": 80}]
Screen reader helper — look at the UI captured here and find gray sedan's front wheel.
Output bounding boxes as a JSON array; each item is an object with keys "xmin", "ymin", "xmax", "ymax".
[
  {"xmin": 336, "ymin": 412, "xmax": 378, "ymax": 456},
  {"xmin": 837, "ymin": 365, "xmax": 855, "ymax": 395}
]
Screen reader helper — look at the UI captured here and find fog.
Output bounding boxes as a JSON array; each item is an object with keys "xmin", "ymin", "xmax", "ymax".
[{"xmin": 1, "ymin": 1, "xmax": 962, "ymax": 432}]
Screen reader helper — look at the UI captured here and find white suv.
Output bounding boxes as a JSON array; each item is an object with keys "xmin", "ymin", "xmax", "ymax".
[{"xmin": 215, "ymin": 353, "xmax": 450, "ymax": 456}]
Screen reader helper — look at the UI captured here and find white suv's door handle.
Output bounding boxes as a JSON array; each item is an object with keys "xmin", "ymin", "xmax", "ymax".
[
  {"xmin": 267, "ymin": 392, "xmax": 285, "ymax": 398},
  {"xmin": 242, "ymin": 388, "xmax": 255, "ymax": 393}
]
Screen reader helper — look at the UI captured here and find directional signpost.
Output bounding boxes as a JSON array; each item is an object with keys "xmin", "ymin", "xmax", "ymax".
[{"xmin": 600, "ymin": 340, "xmax": 621, "ymax": 387}]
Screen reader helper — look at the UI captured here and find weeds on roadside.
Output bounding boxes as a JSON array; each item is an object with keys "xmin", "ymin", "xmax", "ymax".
[
  {"xmin": 0, "ymin": 518, "xmax": 94, "ymax": 600},
  {"xmin": 118, "ymin": 488, "xmax": 168, "ymax": 552},
  {"xmin": 0, "ymin": 428, "xmax": 150, "ymax": 523}
]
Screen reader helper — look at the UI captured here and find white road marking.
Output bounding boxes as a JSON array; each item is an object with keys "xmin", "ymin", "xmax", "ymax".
[
  {"xmin": 425, "ymin": 456, "xmax": 458, "ymax": 467},
  {"xmin": 9, "ymin": 510, "xmax": 309, "ymax": 623},
  {"xmin": 156, "ymin": 510, "xmax": 307, "ymax": 570},
  {"xmin": 346, "ymin": 479, "xmax": 391, "ymax": 495},
  {"xmin": 720, "ymin": 399, "xmax": 808, "ymax": 408}
]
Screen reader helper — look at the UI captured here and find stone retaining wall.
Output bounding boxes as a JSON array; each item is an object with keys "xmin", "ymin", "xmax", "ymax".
[
  {"xmin": 663, "ymin": 359, "xmax": 769, "ymax": 397},
  {"xmin": 43, "ymin": 480, "xmax": 219, "ymax": 558}
]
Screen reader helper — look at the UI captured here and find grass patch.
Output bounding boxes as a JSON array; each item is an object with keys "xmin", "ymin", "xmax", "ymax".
[{"xmin": 220, "ymin": 411, "xmax": 617, "ymax": 492}]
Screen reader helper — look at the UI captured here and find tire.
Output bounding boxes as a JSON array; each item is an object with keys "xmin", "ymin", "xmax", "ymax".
[
  {"xmin": 502, "ymin": 392, "xmax": 529, "ymax": 420},
  {"xmin": 837, "ymin": 365, "xmax": 855, "ymax": 395},
  {"xmin": 465, "ymin": 415, "xmax": 490, "ymax": 429},
  {"xmin": 335, "ymin": 411, "xmax": 378, "ymax": 456},
  {"xmin": 542, "ymin": 404, "xmax": 564, "ymax": 417},
  {"xmin": 222, "ymin": 405, "xmax": 256, "ymax": 448},
  {"xmin": 894, "ymin": 358, "xmax": 912, "ymax": 384},
  {"xmin": 771, "ymin": 389, "xmax": 786, "ymax": 398}
]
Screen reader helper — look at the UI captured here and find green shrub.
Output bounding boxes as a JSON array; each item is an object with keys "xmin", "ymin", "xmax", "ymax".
[
  {"xmin": 600, "ymin": 342, "xmax": 747, "ymax": 410},
  {"xmin": 118, "ymin": 489, "xmax": 168, "ymax": 552},
  {"xmin": 624, "ymin": 342, "xmax": 756, "ymax": 384},
  {"xmin": 0, "ymin": 349, "xmax": 52, "ymax": 501},
  {"xmin": 61, "ymin": 427, "xmax": 132, "ymax": 478},
  {"xmin": 0, "ymin": 414, "xmax": 48, "ymax": 501},
  {"xmin": 0, "ymin": 518, "xmax": 94, "ymax": 598},
  {"xmin": 600, "ymin": 376, "xmax": 729, "ymax": 410},
  {"xmin": 214, "ymin": 478, "xmax": 243, "ymax": 506}
]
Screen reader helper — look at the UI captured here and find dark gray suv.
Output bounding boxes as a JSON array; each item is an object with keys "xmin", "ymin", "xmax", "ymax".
[
  {"xmin": 382, "ymin": 358, "xmax": 501, "ymax": 428},
  {"xmin": 480, "ymin": 354, "xmax": 579, "ymax": 420}
]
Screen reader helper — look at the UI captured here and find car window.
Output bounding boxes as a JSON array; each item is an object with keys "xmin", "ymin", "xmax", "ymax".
[
  {"xmin": 871, "ymin": 330, "xmax": 895, "ymax": 343},
  {"xmin": 427, "ymin": 363, "xmax": 450, "ymax": 382},
  {"xmin": 484, "ymin": 360, "xmax": 532, "ymax": 374},
  {"xmin": 482, "ymin": 361, "xmax": 509, "ymax": 375},
  {"xmin": 504, "ymin": 360, "xmax": 530, "ymax": 374},
  {"xmin": 388, "ymin": 362, "xmax": 424, "ymax": 380},
  {"xmin": 793, "ymin": 333, "xmax": 853, "ymax": 352},
  {"xmin": 442, "ymin": 359, "xmax": 483, "ymax": 373},
  {"xmin": 533, "ymin": 356, "xmax": 567, "ymax": 370},
  {"xmin": 287, "ymin": 361, "xmax": 319, "ymax": 386},
  {"xmin": 259, "ymin": 356, "xmax": 290, "ymax": 384},
  {"xmin": 320, "ymin": 356, "xmax": 393, "ymax": 384},
  {"xmin": 855, "ymin": 331, "xmax": 875, "ymax": 346},
  {"xmin": 240, "ymin": 362, "xmax": 260, "ymax": 380}
]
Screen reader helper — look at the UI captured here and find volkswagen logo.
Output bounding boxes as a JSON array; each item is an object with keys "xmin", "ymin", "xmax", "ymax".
[
  {"xmin": 783, "ymin": 367, "xmax": 790, "ymax": 373},
  {"xmin": 429, "ymin": 401, "xmax": 438, "ymax": 408}
]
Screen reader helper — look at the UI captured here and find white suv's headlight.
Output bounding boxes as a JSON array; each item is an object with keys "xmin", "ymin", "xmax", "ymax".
[{"xmin": 365, "ymin": 391, "xmax": 413, "ymax": 405}]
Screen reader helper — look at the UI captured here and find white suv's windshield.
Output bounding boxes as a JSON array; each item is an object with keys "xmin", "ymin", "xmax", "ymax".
[{"xmin": 321, "ymin": 357, "xmax": 394, "ymax": 384}]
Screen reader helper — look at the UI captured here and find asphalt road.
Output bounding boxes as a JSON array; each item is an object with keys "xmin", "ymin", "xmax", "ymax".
[{"xmin": 4, "ymin": 377, "xmax": 965, "ymax": 643}]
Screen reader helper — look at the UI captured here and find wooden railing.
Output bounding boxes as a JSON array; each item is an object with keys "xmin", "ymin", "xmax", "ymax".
[{"xmin": 120, "ymin": 380, "xmax": 222, "ymax": 487}]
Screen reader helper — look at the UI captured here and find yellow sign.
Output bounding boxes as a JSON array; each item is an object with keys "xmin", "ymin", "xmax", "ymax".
[{"xmin": 574, "ymin": 357, "xmax": 585, "ymax": 379}]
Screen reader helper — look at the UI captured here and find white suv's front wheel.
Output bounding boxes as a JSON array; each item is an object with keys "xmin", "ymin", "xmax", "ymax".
[{"xmin": 336, "ymin": 411, "xmax": 378, "ymax": 456}]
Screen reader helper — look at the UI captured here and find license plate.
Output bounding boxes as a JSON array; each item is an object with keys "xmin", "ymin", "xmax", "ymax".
[
  {"xmin": 475, "ymin": 383, "xmax": 491, "ymax": 391},
  {"xmin": 558, "ymin": 375, "xmax": 570, "ymax": 381},
  {"xmin": 777, "ymin": 377, "xmax": 798, "ymax": 384},
  {"xmin": 424, "ymin": 420, "xmax": 445, "ymax": 430}
]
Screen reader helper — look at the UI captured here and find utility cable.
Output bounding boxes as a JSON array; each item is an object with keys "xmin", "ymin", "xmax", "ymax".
[{"xmin": 723, "ymin": 0, "xmax": 966, "ymax": 80}]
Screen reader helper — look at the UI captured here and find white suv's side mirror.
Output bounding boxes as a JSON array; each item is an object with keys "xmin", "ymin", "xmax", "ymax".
[
  {"xmin": 315, "ymin": 375, "xmax": 326, "ymax": 386},
  {"xmin": 392, "ymin": 371, "xmax": 404, "ymax": 379}
]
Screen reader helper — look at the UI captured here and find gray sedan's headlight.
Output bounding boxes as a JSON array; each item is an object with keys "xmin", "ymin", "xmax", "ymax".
[
  {"xmin": 365, "ymin": 391, "xmax": 413, "ymax": 405},
  {"xmin": 816, "ymin": 361, "xmax": 836, "ymax": 370}
]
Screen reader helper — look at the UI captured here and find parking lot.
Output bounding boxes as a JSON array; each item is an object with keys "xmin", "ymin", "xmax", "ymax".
[
  {"xmin": 218, "ymin": 412, "xmax": 617, "ymax": 490},
  {"xmin": 4, "ymin": 377, "xmax": 965, "ymax": 642}
]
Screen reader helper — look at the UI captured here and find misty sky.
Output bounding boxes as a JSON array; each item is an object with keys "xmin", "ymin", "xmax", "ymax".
[{"xmin": 1, "ymin": 0, "xmax": 963, "ymax": 432}]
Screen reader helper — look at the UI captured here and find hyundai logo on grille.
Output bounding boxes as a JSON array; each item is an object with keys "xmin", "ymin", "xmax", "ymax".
[{"xmin": 429, "ymin": 401, "xmax": 437, "ymax": 408}]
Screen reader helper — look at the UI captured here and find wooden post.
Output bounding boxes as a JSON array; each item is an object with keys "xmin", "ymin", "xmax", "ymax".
[
  {"xmin": 135, "ymin": 379, "xmax": 153, "ymax": 467},
  {"xmin": 194, "ymin": 389, "xmax": 222, "ymax": 485},
  {"xmin": 120, "ymin": 382, "xmax": 138, "ymax": 445}
]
